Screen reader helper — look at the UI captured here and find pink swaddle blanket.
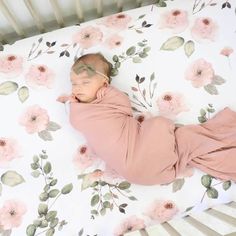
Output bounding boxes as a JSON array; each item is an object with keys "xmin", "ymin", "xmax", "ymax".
[{"xmin": 70, "ymin": 85, "xmax": 236, "ymax": 185}]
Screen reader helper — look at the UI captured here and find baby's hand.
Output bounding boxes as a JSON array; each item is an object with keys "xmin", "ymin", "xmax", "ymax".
[
  {"xmin": 57, "ymin": 94, "xmax": 78, "ymax": 103},
  {"xmin": 68, "ymin": 94, "xmax": 79, "ymax": 103}
]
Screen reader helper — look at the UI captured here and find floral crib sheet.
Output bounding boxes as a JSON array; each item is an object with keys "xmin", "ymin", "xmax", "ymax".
[{"xmin": 0, "ymin": 0, "xmax": 236, "ymax": 235}]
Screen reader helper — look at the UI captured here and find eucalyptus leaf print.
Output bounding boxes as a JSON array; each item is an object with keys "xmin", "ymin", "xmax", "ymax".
[
  {"xmin": 200, "ymin": 174, "xmax": 232, "ymax": 203},
  {"xmin": 0, "ymin": 81, "xmax": 18, "ymax": 95},
  {"xmin": 111, "ymin": 39, "xmax": 151, "ymax": 76},
  {"xmin": 18, "ymin": 86, "xmax": 29, "ymax": 103},
  {"xmin": 130, "ymin": 73, "xmax": 157, "ymax": 109},
  {"xmin": 160, "ymin": 36, "xmax": 184, "ymax": 50},
  {"xmin": 1, "ymin": 171, "xmax": 25, "ymax": 187},
  {"xmin": 27, "ymin": 150, "xmax": 73, "ymax": 236},
  {"xmin": 28, "ymin": 37, "xmax": 56, "ymax": 61},
  {"xmin": 184, "ymin": 40, "xmax": 195, "ymax": 57},
  {"xmin": 198, "ymin": 104, "xmax": 215, "ymax": 123},
  {"xmin": 192, "ymin": 0, "xmax": 218, "ymax": 14},
  {"xmin": 128, "ymin": 14, "xmax": 153, "ymax": 34},
  {"xmin": 77, "ymin": 169, "xmax": 137, "ymax": 219}
]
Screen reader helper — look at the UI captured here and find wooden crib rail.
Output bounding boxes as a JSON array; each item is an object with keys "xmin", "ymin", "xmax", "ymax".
[
  {"xmin": 125, "ymin": 201, "xmax": 236, "ymax": 236},
  {"xmin": 0, "ymin": 0, "xmax": 156, "ymax": 45}
]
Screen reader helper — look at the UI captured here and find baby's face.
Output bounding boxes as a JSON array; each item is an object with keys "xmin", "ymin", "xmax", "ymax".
[{"xmin": 70, "ymin": 70, "xmax": 107, "ymax": 103}]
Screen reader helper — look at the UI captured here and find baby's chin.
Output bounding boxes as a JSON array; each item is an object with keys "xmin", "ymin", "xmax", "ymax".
[{"xmin": 76, "ymin": 95, "xmax": 96, "ymax": 103}]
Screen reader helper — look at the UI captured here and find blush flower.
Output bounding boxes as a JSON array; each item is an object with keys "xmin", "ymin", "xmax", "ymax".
[
  {"xmin": 0, "ymin": 138, "xmax": 21, "ymax": 168},
  {"xmin": 72, "ymin": 26, "xmax": 103, "ymax": 49},
  {"xmin": 156, "ymin": 92, "xmax": 188, "ymax": 119},
  {"xmin": 144, "ymin": 200, "xmax": 178, "ymax": 223},
  {"xmin": 101, "ymin": 166, "xmax": 123, "ymax": 184},
  {"xmin": 0, "ymin": 54, "xmax": 23, "ymax": 79},
  {"xmin": 104, "ymin": 34, "xmax": 124, "ymax": 49},
  {"xmin": 25, "ymin": 65, "xmax": 55, "ymax": 89},
  {"xmin": 185, "ymin": 58, "xmax": 215, "ymax": 87},
  {"xmin": 191, "ymin": 17, "xmax": 218, "ymax": 42},
  {"xmin": 85, "ymin": 169, "xmax": 103, "ymax": 185},
  {"xmin": 159, "ymin": 9, "xmax": 189, "ymax": 33},
  {"xmin": 135, "ymin": 112, "xmax": 153, "ymax": 123},
  {"xmin": 220, "ymin": 47, "xmax": 233, "ymax": 57},
  {"xmin": 19, "ymin": 105, "xmax": 49, "ymax": 134},
  {"xmin": 0, "ymin": 199, "xmax": 27, "ymax": 230},
  {"xmin": 73, "ymin": 145, "xmax": 98, "ymax": 171},
  {"xmin": 114, "ymin": 215, "xmax": 146, "ymax": 236},
  {"xmin": 100, "ymin": 13, "xmax": 132, "ymax": 30}
]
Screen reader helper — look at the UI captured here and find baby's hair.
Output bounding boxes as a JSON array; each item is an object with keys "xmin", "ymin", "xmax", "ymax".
[{"xmin": 72, "ymin": 53, "xmax": 113, "ymax": 84}]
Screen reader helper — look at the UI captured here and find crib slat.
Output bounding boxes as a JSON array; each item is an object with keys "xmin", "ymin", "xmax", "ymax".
[
  {"xmin": 49, "ymin": 0, "xmax": 64, "ymax": 27},
  {"xmin": 206, "ymin": 208, "xmax": 236, "ymax": 227},
  {"xmin": 117, "ymin": 0, "xmax": 123, "ymax": 12},
  {"xmin": 145, "ymin": 224, "xmax": 170, "ymax": 236},
  {"xmin": 227, "ymin": 201, "xmax": 236, "ymax": 209},
  {"xmin": 161, "ymin": 222, "xmax": 181, "ymax": 236},
  {"xmin": 189, "ymin": 211, "xmax": 236, "ymax": 235},
  {"xmin": 23, "ymin": 0, "xmax": 45, "ymax": 33},
  {"xmin": 75, "ymin": 0, "xmax": 84, "ymax": 22},
  {"xmin": 0, "ymin": 0, "xmax": 25, "ymax": 37},
  {"xmin": 0, "ymin": 32, "xmax": 7, "ymax": 44},
  {"xmin": 95, "ymin": 0, "xmax": 103, "ymax": 17},
  {"xmin": 168, "ymin": 218, "xmax": 206, "ymax": 236},
  {"xmin": 136, "ymin": 0, "xmax": 143, "ymax": 7},
  {"xmin": 214, "ymin": 203, "xmax": 236, "ymax": 219},
  {"xmin": 184, "ymin": 215, "xmax": 221, "ymax": 236}
]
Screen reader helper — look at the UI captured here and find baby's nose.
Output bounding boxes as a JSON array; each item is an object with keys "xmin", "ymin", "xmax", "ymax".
[{"xmin": 72, "ymin": 86, "xmax": 80, "ymax": 94}]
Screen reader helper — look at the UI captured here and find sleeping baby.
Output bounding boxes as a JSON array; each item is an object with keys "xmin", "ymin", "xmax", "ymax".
[{"xmin": 57, "ymin": 53, "xmax": 236, "ymax": 185}]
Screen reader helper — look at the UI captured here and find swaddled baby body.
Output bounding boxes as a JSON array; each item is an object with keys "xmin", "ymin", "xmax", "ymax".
[{"xmin": 57, "ymin": 53, "xmax": 236, "ymax": 185}]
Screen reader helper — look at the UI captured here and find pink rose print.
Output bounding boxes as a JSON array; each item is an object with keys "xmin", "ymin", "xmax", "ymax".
[
  {"xmin": 25, "ymin": 64, "xmax": 55, "ymax": 88},
  {"xmin": 114, "ymin": 215, "xmax": 146, "ymax": 236},
  {"xmin": 72, "ymin": 26, "xmax": 103, "ymax": 49},
  {"xmin": 73, "ymin": 145, "xmax": 98, "ymax": 171},
  {"xmin": 0, "ymin": 138, "xmax": 20, "ymax": 168},
  {"xmin": 156, "ymin": 92, "xmax": 188, "ymax": 119},
  {"xmin": 135, "ymin": 112, "xmax": 153, "ymax": 123},
  {"xmin": 220, "ymin": 46, "xmax": 234, "ymax": 68},
  {"xmin": 86, "ymin": 170, "xmax": 103, "ymax": 185},
  {"xmin": 0, "ymin": 199, "xmax": 27, "ymax": 230},
  {"xmin": 0, "ymin": 54, "xmax": 23, "ymax": 79},
  {"xmin": 159, "ymin": 9, "xmax": 189, "ymax": 33},
  {"xmin": 191, "ymin": 17, "xmax": 218, "ymax": 42},
  {"xmin": 101, "ymin": 166, "xmax": 123, "ymax": 184},
  {"xmin": 104, "ymin": 34, "xmax": 124, "ymax": 49},
  {"xmin": 100, "ymin": 13, "xmax": 132, "ymax": 30},
  {"xmin": 19, "ymin": 105, "xmax": 49, "ymax": 134},
  {"xmin": 144, "ymin": 199, "xmax": 178, "ymax": 223},
  {"xmin": 220, "ymin": 47, "xmax": 234, "ymax": 57},
  {"xmin": 185, "ymin": 58, "xmax": 214, "ymax": 88}
]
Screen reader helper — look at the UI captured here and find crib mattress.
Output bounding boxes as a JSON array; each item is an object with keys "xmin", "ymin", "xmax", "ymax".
[{"xmin": 0, "ymin": 0, "xmax": 236, "ymax": 235}]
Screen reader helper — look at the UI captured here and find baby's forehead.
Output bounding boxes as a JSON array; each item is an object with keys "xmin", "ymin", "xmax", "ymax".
[{"xmin": 70, "ymin": 70, "xmax": 98, "ymax": 83}]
